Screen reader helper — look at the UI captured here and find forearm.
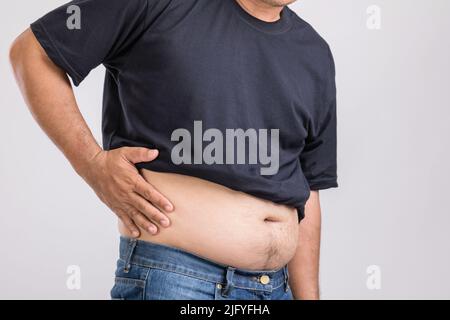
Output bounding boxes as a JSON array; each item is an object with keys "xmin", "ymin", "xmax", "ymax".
[
  {"xmin": 9, "ymin": 28, "xmax": 101, "ymax": 175},
  {"xmin": 288, "ymin": 191, "xmax": 322, "ymax": 300}
]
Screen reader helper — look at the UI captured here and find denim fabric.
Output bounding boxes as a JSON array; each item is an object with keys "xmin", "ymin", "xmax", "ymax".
[{"xmin": 111, "ymin": 237, "xmax": 294, "ymax": 300}]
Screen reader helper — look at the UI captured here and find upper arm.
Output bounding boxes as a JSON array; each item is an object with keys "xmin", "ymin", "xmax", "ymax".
[
  {"xmin": 305, "ymin": 191, "xmax": 321, "ymax": 215},
  {"xmin": 10, "ymin": 29, "xmax": 47, "ymax": 67},
  {"xmin": 26, "ymin": 0, "xmax": 173, "ymax": 87},
  {"xmin": 10, "ymin": 28, "xmax": 69, "ymax": 88}
]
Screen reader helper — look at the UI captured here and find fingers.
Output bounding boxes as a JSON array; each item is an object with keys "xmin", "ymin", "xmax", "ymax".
[
  {"xmin": 129, "ymin": 208, "xmax": 159, "ymax": 235},
  {"xmin": 107, "ymin": 146, "xmax": 174, "ymax": 237},
  {"xmin": 122, "ymin": 147, "xmax": 159, "ymax": 164},
  {"xmin": 116, "ymin": 209, "xmax": 140, "ymax": 238},
  {"xmin": 122, "ymin": 205, "xmax": 159, "ymax": 235},
  {"xmin": 134, "ymin": 175, "xmax": 174, "ymax": 212},
  {"xmin": 129, "ymin": 193, "xmax": 171, "ymax": 228}
]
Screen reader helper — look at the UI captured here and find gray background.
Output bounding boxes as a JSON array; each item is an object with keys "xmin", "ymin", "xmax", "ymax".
[{"xmin": 1, "ymin": 0, "xmax": 449, "ymax": 299}]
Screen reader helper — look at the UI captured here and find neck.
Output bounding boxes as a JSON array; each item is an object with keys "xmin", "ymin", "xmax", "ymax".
[{"xmin": 235, "ymin": 0, "xmax": 284, "ymax": 22}]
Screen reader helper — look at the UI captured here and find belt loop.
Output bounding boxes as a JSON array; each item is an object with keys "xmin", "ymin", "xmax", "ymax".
[
  {"xmin": 123, "ymin": 238, "xmax": 138, "ymax": 273},
  {"xmin": 221, "ymin": 267, "xmax": 236, "ymax": 298},
  {"xmin": 283, "ymin": 266, "xmax": 290, "ymax": 292}
]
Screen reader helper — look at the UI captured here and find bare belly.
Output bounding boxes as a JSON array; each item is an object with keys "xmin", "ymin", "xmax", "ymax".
[{"xmin": 118, "ymin": 169, "xmax": 299, "ymax": 270}]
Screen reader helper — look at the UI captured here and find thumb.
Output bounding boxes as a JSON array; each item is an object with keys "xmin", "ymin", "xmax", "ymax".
[{"xmin": 122, "ymin": 147, "xmax": 159, "ymax": 164}]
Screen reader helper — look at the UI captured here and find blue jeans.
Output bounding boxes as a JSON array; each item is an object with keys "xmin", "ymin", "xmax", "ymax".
[{"xmin": 111, "ymin": 237, "xmax": 294, "ymax": 300}]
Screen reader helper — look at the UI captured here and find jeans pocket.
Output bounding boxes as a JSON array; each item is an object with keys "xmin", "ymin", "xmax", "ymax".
[
  {"xmin": 145, "ymin": 268, "xmax": 216, "ymax": 300},
  {"xmin": 111, "ymin": 276, "xmax": 146, "ymax": 300},
  {"xmin": 110, "ymin": 259, "xmax": 149, "ymax": 300}
]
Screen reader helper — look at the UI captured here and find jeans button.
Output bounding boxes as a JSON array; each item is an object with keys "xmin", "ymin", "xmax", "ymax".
[{"xmin": 260, "ymin": 275, "xmax": 270, "ymax": 285}]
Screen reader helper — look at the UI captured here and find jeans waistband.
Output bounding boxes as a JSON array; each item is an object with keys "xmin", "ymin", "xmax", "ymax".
[{"xmin": 119, "ymin": 236, "xmax": 290, "ymax": 293}]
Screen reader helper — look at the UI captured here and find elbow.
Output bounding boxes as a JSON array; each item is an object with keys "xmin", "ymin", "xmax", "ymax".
[
  {"xmin": 9, "ymin": 32, "xmax": 28, "ymax": 75},
  {"xmin": 9, "ymin": 29, "xmax": 37, "ymax": 76},
  {"xmin": 9, "ymin": 36, "xmax": 22, "ymax": 71}
]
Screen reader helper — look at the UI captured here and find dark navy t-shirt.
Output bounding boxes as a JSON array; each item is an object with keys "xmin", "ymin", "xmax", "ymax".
[{"xmin": 31, "ymin": 0, "xmax": 338, "ymax": 221}]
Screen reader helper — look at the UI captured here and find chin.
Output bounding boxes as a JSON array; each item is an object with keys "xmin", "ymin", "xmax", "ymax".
[{"xmin": 259, "ymin": 0, "xmax": 297, "ymax": 7}]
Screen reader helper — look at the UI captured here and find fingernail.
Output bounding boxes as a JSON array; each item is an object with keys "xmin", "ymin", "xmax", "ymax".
[
  {"xmin": 164, "ymin": 205, "xmax": 173, "ymax": 212},
  {"xmin": 132, "ymin": 231, "xmax": 139, "ymax": 238},
  {"xmin": 160, "ymin": 219, "xmax": 170, "ymax": 227},
  {"xmin": 149, "ymin": 149, "xmax": 158, "ymax": 157},
  {"xmin": 148, "ymin": 225, "xmax": 157, "ymax": 234}
]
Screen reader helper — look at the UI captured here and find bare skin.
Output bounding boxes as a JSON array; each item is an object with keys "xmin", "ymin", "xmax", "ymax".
[
  {"xmin": 119, "ymin": 170, "xmax": 300, "ymax": 270},
  {"xmin": 289, "ymin": 191, "xmax": 322, "ymax": 300},
  {"xmin": 235, "ymin": 0, "xmax": 297, "ymax": 22},
  {"xmin": 10, "ymin": 0, "xmax": 322, "ymax": 299}
]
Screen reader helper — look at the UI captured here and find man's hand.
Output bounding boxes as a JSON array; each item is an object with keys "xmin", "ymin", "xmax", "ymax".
[{"xmin": 80, "ymin": 147, "xmax": 174, "ymax": 237}]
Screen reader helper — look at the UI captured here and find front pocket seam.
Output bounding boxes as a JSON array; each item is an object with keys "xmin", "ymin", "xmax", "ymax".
[
  {"xmin": 142, "ymin": 267, "xmax": 151, "ymax": 300},
  {"xmin": 114, "ymin": 276, "xmax": 146, "ymax": 288}
]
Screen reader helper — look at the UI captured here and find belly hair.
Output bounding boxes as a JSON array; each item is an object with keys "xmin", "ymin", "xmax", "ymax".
[{"xmin": 259, "ymin": 221, "xmax": 297, "ymax": 269}]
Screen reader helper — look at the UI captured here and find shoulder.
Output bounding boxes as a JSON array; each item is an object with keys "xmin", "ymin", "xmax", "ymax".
[
  {"xmin": 286, "ymin": 8, "xmax": 335, "ymax": 78},
  {"xmin": 288, "ymin": 9, "xmax": 330, "ymax": 47},
  {"xmin": 287, "ymin": 8, "xmax": 333, "ymax": 61}
]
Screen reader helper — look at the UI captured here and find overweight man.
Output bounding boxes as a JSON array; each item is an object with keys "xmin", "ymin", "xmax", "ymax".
[{"xmin": 10, "ymin": 0, "xmax": 338, "ymax": 300}]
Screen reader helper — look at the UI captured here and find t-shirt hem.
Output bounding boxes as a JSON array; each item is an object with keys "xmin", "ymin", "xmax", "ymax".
[
  {"xmin": 308, "ymin": 180, "xmax": 338, "ymax": 191},
  {"xmin": 135, "ymin": 160, "xmax": 308, "ymax": 222}
]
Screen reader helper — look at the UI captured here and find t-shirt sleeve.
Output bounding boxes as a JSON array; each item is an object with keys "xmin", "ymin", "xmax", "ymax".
[
  {"xmin": 300, "ymin": 45, "xmax": 338, "ymax": 191},
  {"xmin": 30, "ymin": 0, "xmax": 166, "ymax": 86}
]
